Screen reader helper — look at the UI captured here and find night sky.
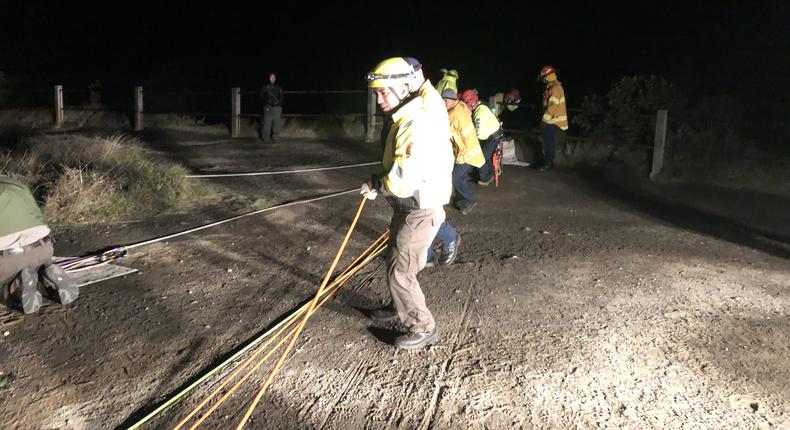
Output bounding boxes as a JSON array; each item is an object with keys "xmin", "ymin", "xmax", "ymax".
[{"xmin": 3, "ymin": 1, "xmax": 789, "ymax": 105}]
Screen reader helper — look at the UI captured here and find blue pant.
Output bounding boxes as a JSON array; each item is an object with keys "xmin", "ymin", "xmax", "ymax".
[
  {"xmin": 541, "ymin": 123, "xmax": 562, "ymax": 165},
  {"xmin": 453, "ymin": 163, "xmax": 475, "ymax": 209},
  {"xmin": 476, "ymin": 130, "xmax": 502, "ymax": 181},
  {"xmin": 427, "ymin": 221, "xmax": 457, "ymax": 261}
]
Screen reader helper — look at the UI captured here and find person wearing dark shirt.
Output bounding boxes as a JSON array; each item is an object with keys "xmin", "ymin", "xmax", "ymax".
[{"xmin": 260, "ymin": 72, "xmax": 284, "ymax": 142}]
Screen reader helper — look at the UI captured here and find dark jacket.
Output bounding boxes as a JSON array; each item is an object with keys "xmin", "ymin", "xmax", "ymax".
[{"xmin": 260, "ymin": 84, "xmax": 284, "ymax": 107}]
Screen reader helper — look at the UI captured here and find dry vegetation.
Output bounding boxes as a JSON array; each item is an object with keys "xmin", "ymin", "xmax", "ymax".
[{"xmin": 0, "ymin": 133, "xmax": 210, "ymax": 225}]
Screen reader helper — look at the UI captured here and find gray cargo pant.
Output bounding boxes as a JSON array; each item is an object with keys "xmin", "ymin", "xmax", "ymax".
[
  {"xmin": 261, "ymin": 105, "xmax": 283, "ymax": 141},
  {"xmin": 387, "ymin": 207, "xmax": 444, "ymax": 333},
  {"xmin": 0, "ymin": 238, "xmax": 54, "ymax": 287}
]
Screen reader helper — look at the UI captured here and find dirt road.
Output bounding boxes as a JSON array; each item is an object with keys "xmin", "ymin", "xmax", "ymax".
[{"xmin": 1, "ymin": 133, "xmax": 788, "ymax": 429}]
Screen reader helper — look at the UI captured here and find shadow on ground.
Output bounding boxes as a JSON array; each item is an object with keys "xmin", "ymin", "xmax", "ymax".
[{"xmin": 561, "ymin": 167, "xmax": 790, "ymax": 259}]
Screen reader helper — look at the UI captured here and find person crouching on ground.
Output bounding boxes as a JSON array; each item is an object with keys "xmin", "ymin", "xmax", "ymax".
[
  {"xmin": 0, "ymin": 175, "xmax": 78, "ymax": 314},
  {"xmin": 361, "ymin": 57, "xmax": 454, "ymax": 350}
]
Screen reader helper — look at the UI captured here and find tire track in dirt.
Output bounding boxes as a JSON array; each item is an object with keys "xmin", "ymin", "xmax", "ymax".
[
  {"xmin": 384, "ymin": 369, "xmax": 417, "ymax": 428},
  {"xmin": 315, "ymin": 359, "xmax": 369, "ymax": 429},
  {"xmin": 418, "ymin": 278, "xmax": 478, "ymax": 429}
]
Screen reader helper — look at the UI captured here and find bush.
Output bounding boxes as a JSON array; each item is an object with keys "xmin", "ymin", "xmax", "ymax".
[
  {"xmin": 575, "ymin": 75, "xmax": 687, "ymax": 146},
  {"xmin": 0, "ymin": 133, "xmax": 210, "ymax": 225}
]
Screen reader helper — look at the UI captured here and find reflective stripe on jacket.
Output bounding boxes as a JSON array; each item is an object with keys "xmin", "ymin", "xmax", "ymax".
[
  {"xmin": 448, "ymin": 101, "xmax": 485, "ymax": 167},
  {"xmin": 381, "ymin": 80, "xmax": 454, "ymax": 209},
  {"xmin": 472, "ymin": 104, "xmax": 501, "ymax": 140},
  {"xmin": 542, "ymin": 81, "xmax": 568, "ymax": 130}
]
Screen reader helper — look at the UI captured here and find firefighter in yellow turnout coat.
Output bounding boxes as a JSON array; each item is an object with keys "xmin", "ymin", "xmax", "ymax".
[{"xmin": 538, "ymin": 65, "xmax": 568, "ymax": 171}]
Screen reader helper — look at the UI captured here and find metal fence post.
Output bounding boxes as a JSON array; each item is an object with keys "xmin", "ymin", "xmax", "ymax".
[
  {"xmin": 365, "ymin": 88, "xmax": 376, "ymax": 142},
  {"xmin": 53, "ymin": 85, "xmax": 64, "ymax": 127},
  {"xmin": 231, "ymin": 87, "xmax": 241, "ymax": 138},
  {"xmin": 650, "ymin": 109, "xmax": 668, "ymax": 180},
  {"xmin": 134, "ymin": 86, "xmax": 144, "ymax": 131}
]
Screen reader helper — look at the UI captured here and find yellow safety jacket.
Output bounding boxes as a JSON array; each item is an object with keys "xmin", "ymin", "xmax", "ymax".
[
  {"xmin": 381, "ymin": 80, "xmax": 454, "ymax": 209},
  {"xmin": 472, "ymin": 104, "xmax": 501, "ymax": 140},
  {"xmin": 435, "ymin": 71, "xmax": 458, "ymax": 95},
  {"xmin": 489, "ymin": 92, "xmax": 518, "ymax": 117},
  {"xmin": 542, "ymin": 81, "xmax": 568, "ymax": 130},
  {"xmin": 447, "ymin": 101, "xmax": 485, "ymax": 167}
]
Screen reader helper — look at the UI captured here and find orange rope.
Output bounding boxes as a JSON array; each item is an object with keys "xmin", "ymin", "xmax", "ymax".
[
  {"xmin": 185, "ymin": 232, "xmax": 383, "ymax": 429},
  {"xmin": 234, "ymin": 196, "xmax": 369, "ymax": 429},
  {"xmin": 173, "ymin": 229, "xmax": 389, "ymax": 430}
]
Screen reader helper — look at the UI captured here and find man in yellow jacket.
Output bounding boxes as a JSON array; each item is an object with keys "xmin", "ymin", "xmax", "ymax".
[
  {"xmin": 424, "ymin": 88, "xmax": 486, "ymax": 268},
  {"xmin": 460, "ymin": 89, "xmax": 503, "ymax": 186},
  {"xmin": 362, "ymin": 57, "xmax": 454, "ymax": 349},
  {"xmin": 538, "ymin": 65, "xmax": 568, "ymax": 171},
  {"xmin": 444, "ymin": 88, "xmax": 485, "ymax": 213}
]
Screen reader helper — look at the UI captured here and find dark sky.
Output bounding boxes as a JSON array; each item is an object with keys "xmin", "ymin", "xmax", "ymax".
[{"xmin": 2, "ymin": 1, "xmax": 789, "ymax": 103}]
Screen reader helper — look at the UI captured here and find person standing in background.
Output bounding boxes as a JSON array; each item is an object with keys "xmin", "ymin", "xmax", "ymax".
[
  {"xmin": 260, "ymin": 72, "xmax": 284, "ymax": 142},
  {"xmin": 538, "ymin": 65, "xmax": 568, "ymax": 171}
]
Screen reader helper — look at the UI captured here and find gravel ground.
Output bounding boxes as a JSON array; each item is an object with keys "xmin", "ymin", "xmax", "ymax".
[{"xmin": 0, "ymin": 132, "xmax": 788, "ymax": 430}]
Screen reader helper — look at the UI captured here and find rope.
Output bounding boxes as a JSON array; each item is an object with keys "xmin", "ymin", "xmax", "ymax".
[
  {"xmin": 234, "ymin": 195, "xmax": 369, "ymax": 429},
  {"xmin": 56, "ymin": 189, "xmax": 361, "ymax": 276},
  {"xmin": 127, "ymin": 189, "xmax": 358, "ymax": 250},
  {"xmin": 124, "ymin": 231, "xmax": 388, "ymax": 430},
  {"xmin": 171, "ymin": 232, "xmax": 389, "ymax": 430},
  {"xmin": 185, "ymin": 162, "xmax": 380, "ymax": 178},
  {"xmin": 181, "ymin": 241, "xmax": 387, "ymax": 430}
]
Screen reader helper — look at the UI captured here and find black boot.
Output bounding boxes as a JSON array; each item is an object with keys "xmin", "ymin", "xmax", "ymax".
[
  {"xmin": 4, "ymin": 268, "xmax": 42, "ymax": 314},
  {"xmin": 369, "ymin": 303, "xmax": 399, "ymax": 323},
  {"xmin": 439, "ymin": 233, "xmax": 461, "ymax": 266},
  {"xmin": 39, "ymin": 264, "xmax": 78, "ymax": 305}
]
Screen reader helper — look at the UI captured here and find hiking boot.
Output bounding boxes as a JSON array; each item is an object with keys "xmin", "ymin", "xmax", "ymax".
[
  {"xmin": 39, "ymin": 264, "xmax": 79, "ymax": 305},
  {"xmin": 369, "ymin": 304, "xmax": 399, "ymax": 323},
  {"xmin": 395, "ymin": 327, "xmax": 439, "ymax": 350},
  {"xmin": 477, "ymin": 178, "xmax": 493, "ymax": 187},
  {"xmin": 538, "ymin": 163, "xmax": 553, "ymax": 172},
  {"xmin": 439, "ymin": 232, "xmax": 461, "ymax": 266},
  {"xmin": 9, "ymin": 268, "xmax": 42, "ymax": 314},
  {"xmin": 459, "ymin": 201, "xmax": 477, "ymax": 216}
]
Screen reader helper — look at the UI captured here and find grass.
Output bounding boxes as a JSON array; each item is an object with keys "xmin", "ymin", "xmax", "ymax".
[{"xmin": 0, "ymin": 133, "xmax": 211, "ymax": 225}]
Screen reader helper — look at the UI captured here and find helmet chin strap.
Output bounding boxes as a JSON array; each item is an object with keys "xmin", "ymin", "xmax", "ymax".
[{"xmin": 389, "ymin": 83, "xmax": 411, "ymax": 102}]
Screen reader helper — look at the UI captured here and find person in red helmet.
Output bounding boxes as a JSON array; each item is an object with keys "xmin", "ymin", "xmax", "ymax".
[
  {"xmin": 538, "ymin": 65, "xmax": 568, "ymax": 171},
  {"xmin": 460, "ymin": 89, "xmax": 502, "ymax": 186}
]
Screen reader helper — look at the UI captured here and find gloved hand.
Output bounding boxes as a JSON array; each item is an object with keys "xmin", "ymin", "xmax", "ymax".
[{"xmin": 360, "ymin": 182, "xmax": 378, "ymax": 200}]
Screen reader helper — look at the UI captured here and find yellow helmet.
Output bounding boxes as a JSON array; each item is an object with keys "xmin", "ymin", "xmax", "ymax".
[{"xmin": 365, "ymin": 57, "xmax": 416, "ymax": 88}]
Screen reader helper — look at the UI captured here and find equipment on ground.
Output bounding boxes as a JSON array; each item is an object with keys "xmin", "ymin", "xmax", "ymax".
[{"xmin": 493, "ymin": 138, "xmax": 504, "ymax": 187}]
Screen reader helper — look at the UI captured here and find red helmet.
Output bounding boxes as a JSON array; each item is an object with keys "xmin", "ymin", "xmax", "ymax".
[
  {"xmin": 460, "ymin": 89, "xmax": 479, "ymax": 108},
  {"xmin": 538, "ymin": 65, "xmax": 557, "ymax": 80}
]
